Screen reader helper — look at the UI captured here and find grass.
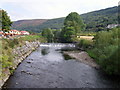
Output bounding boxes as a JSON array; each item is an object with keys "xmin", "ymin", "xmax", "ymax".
[
  {"xmin": 0, "ymin": 35, "xmax": 46, "ymax": 77},
  {"xmin": 78, "ymin": 39, "xmax": 93, "ymax": 50}
]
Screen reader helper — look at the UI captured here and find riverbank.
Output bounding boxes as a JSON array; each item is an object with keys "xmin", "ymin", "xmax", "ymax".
[
  {"xmin": 0, "ymin": 40, "xmax": 40, "ymax": 88},
  {"xmin": 63, "ymin": 51, "xmax": 100, "ymax": 69},
  {"xmin": 2, "ymin": 43, "xmax": 119, "ymax": 88}
]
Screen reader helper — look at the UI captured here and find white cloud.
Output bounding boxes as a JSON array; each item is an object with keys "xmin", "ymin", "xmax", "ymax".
[{"xmin": 0, "ymin": 0, "xmax": 119, "ymax": 21}]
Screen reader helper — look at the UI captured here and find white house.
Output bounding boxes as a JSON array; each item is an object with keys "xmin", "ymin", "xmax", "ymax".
[
  {"xmin": 9, "ymin": 30, "xmax": 21, "ymax": 35},
  {"xmin": 107, "ymin": 24, "xmax": 120, "ymax": 29},
  {"xmin": 20, "ymin": 31, "xmax": 30, "ymax": 35}
]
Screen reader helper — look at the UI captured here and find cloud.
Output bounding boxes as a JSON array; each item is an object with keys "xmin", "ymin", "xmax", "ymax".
[{"xmin": 0, "ymin": 0, "xmax": 119, "ymax": 21}]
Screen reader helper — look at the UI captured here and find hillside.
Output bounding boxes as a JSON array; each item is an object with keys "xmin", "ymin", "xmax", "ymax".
[
  {"xmin": 12, "ymin": 6, "xmax": 118, "ymax": 32},
  {"xmin": 12, "ymin": 19, "xmax": 48, "ymax": 32},
  {"xmin": 81, "ymin": 6, "xmax": 118, "ymax": 31}
]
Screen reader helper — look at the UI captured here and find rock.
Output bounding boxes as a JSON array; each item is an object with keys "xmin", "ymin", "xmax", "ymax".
[
  {"xmin": 27, "ymin": 72, "xmax": 32, "ymax": 75},
  {"xmin": 27, "ymin": 61, "xmax": 31, "ymax": 63},
  {"xmin": 86, "ymin": 81, "xmax": 90, "ymax": 85},
  {"xmin": 21, "ymin": 70, "xmax": 26, "ymax": 73}
]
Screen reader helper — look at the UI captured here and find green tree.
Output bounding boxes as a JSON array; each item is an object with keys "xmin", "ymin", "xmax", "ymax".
[
  {"xmin": 41, "ymin": 28, "xmax": 54, "ymax": 43},
  {"xmin": 53, "ymin": 30, "xmax": 61, "ymax": 43},
  {"xmin": 64, "ymin": 12, "xmax": 85, "ymax": 34},
  {"xmin": 60, "ymin": 26, "xmax": 75, "ymax": 43},
  {"xmin": 61, "ymin": 12, "xmax": 85, "ymax": 43},
  {"xmin": 0, "ymin": 10, "xmax": 12, "ymax": 32}
]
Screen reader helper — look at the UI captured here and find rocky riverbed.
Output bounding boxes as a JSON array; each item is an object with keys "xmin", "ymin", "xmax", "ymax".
[{"xmin": 63, "ymin": 51, "xmax": 100, "ymax": 69}]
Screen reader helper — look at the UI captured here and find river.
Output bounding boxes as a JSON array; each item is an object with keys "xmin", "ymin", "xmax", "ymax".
[{"xmin": 2, "ymin": 43, "xmax": 120, "ymax": 88}]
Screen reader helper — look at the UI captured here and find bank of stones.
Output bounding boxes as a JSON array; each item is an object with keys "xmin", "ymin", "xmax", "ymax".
[{"xmin": 0, "ymin": 41, "xmax": 40, "ymax": 88}]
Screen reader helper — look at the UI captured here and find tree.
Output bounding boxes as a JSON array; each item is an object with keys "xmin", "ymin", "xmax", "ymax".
[
  {"xmin": 60, "ymin": 12, "xmax": 85, "ymax": 43},
  {"xmin": 53, "ymin": 29, "xmax": 61, "ymax": 43},
  {"xmin": 41, "ymin": 28, "xmax": 54, "ymax": 43},
  {"xmin": 0, "ymin": 10, "xmax": 12, "ymax": 32},
  {"xmin": 60, "ymin": 26, "xmax": 75, "ymax": 43},
  {"xmin": 64, "ymin": 12, "xmax": 85, "ymax": 34}
]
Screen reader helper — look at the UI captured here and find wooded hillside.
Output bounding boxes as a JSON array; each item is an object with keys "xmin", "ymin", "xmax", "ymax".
[{"xmin": 12, "ymin": 6, "xmax": 118, "ymax": 32}]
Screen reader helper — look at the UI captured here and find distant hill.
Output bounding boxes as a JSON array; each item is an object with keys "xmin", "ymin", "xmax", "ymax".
[
  {"xmin": 81, "ymin": 6, "xmax": 118, "ymax": 31},
  {"xmin": 12, "ymin": 19, "xmax": 48, "ymax": 32},
  {"xmin": 12, "ymin": 6, "xmax": 118, "ymax": 32}
]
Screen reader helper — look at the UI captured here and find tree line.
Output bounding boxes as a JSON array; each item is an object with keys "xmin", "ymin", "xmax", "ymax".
[{"xmin": 41, "ymin": 12, "xmax": 86, "ymax": 43}]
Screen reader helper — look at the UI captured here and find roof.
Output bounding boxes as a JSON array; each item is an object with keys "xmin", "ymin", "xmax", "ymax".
[{"xmin": 107, "ymin": 24, "xmax": 120, "ymax": 29}]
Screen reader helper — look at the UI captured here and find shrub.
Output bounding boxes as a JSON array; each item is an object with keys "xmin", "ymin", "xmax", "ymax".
[
  {"xmin": 78, "ymin": 39, "xmax": 93, "ymax": 50},
  {"xmin": 102, "ymin": 47, "xmax": 120, "ymax": 75},
  {"xmin": 88, "ymin": 27, "xmax": 120, "ymax": 75}
]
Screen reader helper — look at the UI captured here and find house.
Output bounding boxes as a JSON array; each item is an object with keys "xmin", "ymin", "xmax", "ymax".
[
  {"xmin": 107, "ymin": 24, "xmax": 120, "ymax": 29},
  {"xmin": 9, "ymin": 30, "xmax": 21, "ymax": 35},
  {"xmin": 20, "ymin": 31, "xmax": 30, "ymax": 35}
]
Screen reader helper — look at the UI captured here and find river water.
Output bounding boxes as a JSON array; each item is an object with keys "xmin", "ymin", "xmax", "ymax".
[{"xmin": 3, "ymin": 43, "xmax": 120, "ymax": 88}]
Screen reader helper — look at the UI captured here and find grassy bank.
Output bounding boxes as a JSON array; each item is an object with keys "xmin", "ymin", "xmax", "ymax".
[
  {"xmin": 78, "ymin": 27, "xmax": 120, "ymax": 75},
  {"xmin": 0, "ymin": 35, "xmax": 46, "ymax": 78}
]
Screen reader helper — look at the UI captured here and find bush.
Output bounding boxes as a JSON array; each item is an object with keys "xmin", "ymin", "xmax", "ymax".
[
  {"xmin": 101, "ymin": 47, "xmax": 120, "ymax": 75},
  {"xmin": 78, "ymin": 39, "xmax": 93, "ymax": 50},
  {"xmin": 88, "ymin": 27, "xmax": 120, "ymax": 75}
]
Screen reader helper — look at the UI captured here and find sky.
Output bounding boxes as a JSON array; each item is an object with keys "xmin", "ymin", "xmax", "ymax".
[{"xmin": 0, "ymin": 0, "xmax": 119, "ymax": 21}]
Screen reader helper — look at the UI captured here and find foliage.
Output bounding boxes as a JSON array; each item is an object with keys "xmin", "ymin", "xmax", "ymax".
[
  {"xmin": 78, "ymin": 39, "xmax": 93, "ymax": 50},
  {"xmin": 41, "ymin": 28, "xmax": 54, "ymax": 43},
  {"xmin": 19, "ymin": 35, "xmax": 46, "ymax": 42},
  {"xmin": 88, "ymin": 27, "xmax": 120, "ymax": 75},
  {"xmin": 64, "ymin": 12, "xmax": 86, "ymax": 33},
  {"xmin": 0, "ymin": 10, "xmax": 12, "ymax": 32},
  {"xmin": 60, "ymin": 12, "xmax": 85, "ymax": 43},
  {"xmin": 1, "ymin": 39, "xmax": 13, "ymax": 69},
  {"xmin": 60, "ymin": 26, "xmax": 76, "ymax": 43},
  {"xmin": 53, "ymin": 29, "xmax": 61, "ymax": 43},
  {"xmin": 3, "ymin": 39, "xmax": 19, "ymax": 48}
]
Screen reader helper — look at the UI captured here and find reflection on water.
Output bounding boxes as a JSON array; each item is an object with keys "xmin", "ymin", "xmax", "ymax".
[{"xmin": 41, "ymin": 48, "xmax": 49, "ymax": 55}]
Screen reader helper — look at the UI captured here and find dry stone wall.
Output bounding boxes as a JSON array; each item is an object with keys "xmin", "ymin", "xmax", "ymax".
[{"xmin": 0, "ymin": 41, "xmax": 40, "ymax": 88}]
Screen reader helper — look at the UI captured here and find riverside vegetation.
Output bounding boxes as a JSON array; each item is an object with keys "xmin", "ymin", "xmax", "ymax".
[
  {"xmin": 0, "ymin": 35, "xmax": 46, "ymax": 79},
  {"xmin": 87, "ymin": 27, "xmax": 119, "ymax": 75},
  {"xmin": 79, "ymin": 27, "xmax": 120, "ymax": 75}
]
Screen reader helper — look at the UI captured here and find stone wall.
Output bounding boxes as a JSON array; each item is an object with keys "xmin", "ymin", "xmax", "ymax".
[{"xmin": 0, "ymin": 41, "xmax": 40, "ymax": 88}]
